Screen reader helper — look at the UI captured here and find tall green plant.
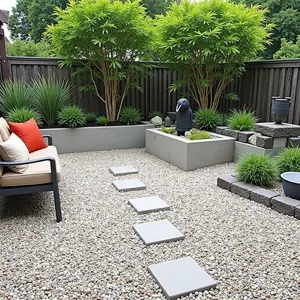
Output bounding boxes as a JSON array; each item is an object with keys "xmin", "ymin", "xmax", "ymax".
[
  {"xmin": 155, "ymin": 0, "xmax": 271, "ymax": 109},
  {"xmin": 0, "ymin": 81, "xmax": 32, "ymax": 114},
  {"xmin": 47, "ymin": 0, "xmax": 153, "ymax": 121},
  {"xmin": 31, "ymin": 77, "xmax": 72, "ymax": 126}
]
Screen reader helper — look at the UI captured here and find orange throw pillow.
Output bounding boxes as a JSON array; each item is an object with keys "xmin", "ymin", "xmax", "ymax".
[{"xmin": 8, "ymin": 118, "xmax": 47, "ymax": 153}]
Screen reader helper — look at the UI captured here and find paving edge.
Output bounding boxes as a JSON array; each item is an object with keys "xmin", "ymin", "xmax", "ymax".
[{"xmin": 217, "ymin": 176, "xmax": 300, "ymax": 220}]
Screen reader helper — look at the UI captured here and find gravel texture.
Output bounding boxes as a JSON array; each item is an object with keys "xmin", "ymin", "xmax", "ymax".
[{"xmin": 0, "ymin": 148, "xmax": 300, "ymax": 300}]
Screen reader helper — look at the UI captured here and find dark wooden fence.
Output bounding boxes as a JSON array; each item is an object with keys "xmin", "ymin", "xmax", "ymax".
[{"xmin": 1, "ymin": 57, "xmax": 300, "ymax": 124}]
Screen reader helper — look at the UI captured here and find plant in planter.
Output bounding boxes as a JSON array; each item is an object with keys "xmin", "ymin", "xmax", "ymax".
[
  {"xmin": 97, "ymin": 116, "xmax": 109, "ymax": 126},
  {"xmin": 0, "ymin": 81, "xmax": 32, "ymax": 114},
  {"xmin": 236, "ymin": 153, "xmax": 278, "ymax": 187},
  {"xmin": 188, "ymin": 130, "xmax": 212, "ymax": 140},
  {"xmin": 7, "ymin": 107, "xmax": 43, "ymax": 125},
  {"xmin": 148, "ymin": 110, "xmax": 163, "ymax": 120},
  {"xmin": 227, "ymin": 108, "xmax": 257, "ymax": 131},
  {"xmin": 58, "ymin": 105, "xmax": 87, "ymax": 128},
  {"xmin": 276, "ymin": 148, "xmax": 300, "ymax": 173},
  {"xmin": 31, "ymin": 77, "xmax": 72, "ymax": 126},
  {"xmin": 119, "ymin": 107, "xmax": 141, "ymax": 125},
  {"xmin": 161, "ymin": 127, "xmax": 176, "ymax": 134},
  {"xmin": 155, "ymin": 0, "xmax": 271, "ymax": 109},
  {"xmin": 48, "ymin": 0, "xmax": 153, "ymax": 122},
  {"xmin": 86, "ymin": 112, "xmax": 98, "ymax": 124},
  {"xmin": 194, "ymin": 109, "xmax": 221, "ymax": 131}
]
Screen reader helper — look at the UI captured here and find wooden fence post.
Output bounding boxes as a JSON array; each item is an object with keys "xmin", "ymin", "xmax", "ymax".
[{"xmin": 0, "ymin": 22, "xmax": 10, "ymax": 80}]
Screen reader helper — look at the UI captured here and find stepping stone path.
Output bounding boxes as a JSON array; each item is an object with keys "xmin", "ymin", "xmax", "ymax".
[
  {"xmin": 128, "ymin": 196, "xmax": 170, "ymax": 214},
  {"xmin": 133, "ymin": 219, "xmax": 184, "ymax": 245},
  {"xmin": 112, "ymin": 178, "xmax": 146, "ymax": 192},
  {"xmin": 148, "ymin": 257, "xmax": 217, "ymax": 300},
  {"xmin": 109, "ymin": 165, "xmax": 138, "ymax": 176},
  {"xmin": 109, "ymin": 165, "xmax": 217, "ymax": 298}
]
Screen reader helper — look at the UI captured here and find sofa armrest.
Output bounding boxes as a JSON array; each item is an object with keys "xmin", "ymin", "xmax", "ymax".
[
  {"xmin": 43, "ymin": 135, "xmax": 53, "ymax": 146},
  {"xmin": 0, "ymin": 157, "xmax": 58, "ymax": 184}
]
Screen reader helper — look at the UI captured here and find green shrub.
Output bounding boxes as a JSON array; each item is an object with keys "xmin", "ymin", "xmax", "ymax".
[
  {"xmin": 188, "ymin": 130, "xmax": 212, "ymax": 140},
  {"xmin": 58, "ymin": 105, "xmax": 86, "ymax": 128},
  {"xmin": 148, "ymin": 110, "xmax": 163, "ymax": 120},
  {"xmin": 0, "ymin": 81, "xmax": 32, "ymax": 114},
  {"xmin": 119, "ymin": 107, "xmax": 141, "ymax": 125},
  {"xmin": 227, "ymin": 108, "xmax": 257, "ymax": 131},
  {"xmin": 6, "ymin": 107, "xmax": 42, "ymax": 126},
  {"xmin": 220, "ymin": 113, "xmax": 230, "ymax": 126},
  {"xmin": 236, "ymin": 153, "xmax": 278, "ymax": 187},
  {"xmin": 276, "ymin": 148, "xmax": 300, "ymax": 173},
  {"xmin": 161, "ymin": 127, "xmax": 176, "ymax": 134},
  {"xmin": 31, "ymin": 77, "xmax": 72, "ymax": 126},
  {"xmin": 86, "ymin": 112, "xmax": 97, "ymax": 123},
  {"xmin": 195, "ymin": 109, "xmax": 222, "ymax": 131},
  {"xmin": 97, "ymin": 116, "xmax": 108, "ymax": 126}
]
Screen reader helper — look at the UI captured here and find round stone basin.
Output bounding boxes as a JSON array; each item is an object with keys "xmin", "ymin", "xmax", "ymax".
[{"xmin": 281, "ymin": 172, "xmax": 300, "ymax": 200}]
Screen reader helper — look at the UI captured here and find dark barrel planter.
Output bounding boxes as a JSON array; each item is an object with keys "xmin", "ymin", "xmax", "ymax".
[
  {"xmin": 271, "ymin": 97, "xmax": 291, "ymax": 124},
  {"xmin": 167, "ymin": 112, "xmax": 177, "ymax": 124},
  {"xmin": 281, "ymin": 172, "xmax": 300, "ymax": 200}
]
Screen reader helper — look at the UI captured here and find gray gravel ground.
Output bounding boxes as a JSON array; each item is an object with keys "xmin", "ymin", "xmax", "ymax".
[{"xmin": 0, "ymin": 148, "xmax": 299, "ymax": 300}]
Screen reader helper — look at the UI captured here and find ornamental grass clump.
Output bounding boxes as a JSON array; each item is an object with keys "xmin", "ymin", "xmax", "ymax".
[
  {"xmin": 237, "ymin": 153, "xmax": 278, "ymax": 187},
  {"xmin": 188, "ymin": 130, "xmax": 212, "ymax": 140},
  {"xmin": 97, "ymin": 116, "xmax": 108, "ymax": 126},
  {"xmin": 119, "ymin": 107, "xmax": 141, "ymax": 125},
  {"xmin": 0, "ymin": 81, "xmax": 32, "ymax": 114},
  {"xmin": 58, "ymin": 105, "xmax": 86, "ymax": 128},
  {"xmin": 276, "ymin": 148, "xmax": 300, "ymax": 173},
  {"xmin": 227, "ymin": 108, "xmax": 257, "ymax": 131},
  {"xmin": 86, "ymin": 112, "xmax": 98, "ymax": 123},
  {"xmin": 148, "ymin": 111, "xmax": 163, "ymax": 120},
  {"xmin": 31, "ymin": 77, "xmax": 72, "ymax": 126},
  {"xmin": 160, "ymin": 127, "xmax": 176, "ymax": 134},
  {"xmin": 7, "ymin": 107, "xmax": 43, "ymax": 126},
  {"xmin": 195, "ymin": 109, "xmax": 222, "ymax": 131}
]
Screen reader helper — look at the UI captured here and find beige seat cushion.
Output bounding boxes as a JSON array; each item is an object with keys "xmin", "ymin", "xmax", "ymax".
[
  {"xmin": 0, "ymin": 117, "xmax": 10, "ymax": 141},
  {"xmin": 0, "ymin": 133, "xmax": 29, "ymax": 173},
  {"xmin": 0, "ymin": 146, "xmax": 62, "ymax": 187}
]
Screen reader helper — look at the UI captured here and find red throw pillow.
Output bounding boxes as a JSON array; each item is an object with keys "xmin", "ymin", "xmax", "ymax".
[{"xmin": 8, "ymin": 118, "xmax": 47, "ymax": 153}]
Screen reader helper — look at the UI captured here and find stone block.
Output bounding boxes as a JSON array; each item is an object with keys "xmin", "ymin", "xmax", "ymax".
[
  {"xmin": 216, "ymin": 126, "xmax": 228, "ymax": 135},
  {"xmin": 254, "ymin": 122, "xmax": 300, "ymax": 138},
  {"xmin": 271, "ymin": 196, "xmax": 300, "ymax": 216},
  {"xmin": 222, "ymin": 128, "xmax": 239, "ymax": 139},
  {"xmin": 287, "ymin": 137, "xmax": 300, "ymax": 148},
  {"xmin": 217, "ymin": 175, "xmax": 240, "ymax": 191},
  {"xmin": 112, "ymin": 178, "xmax": 146, "ymax": 192},
  {"xmin": 273, "ymin": 137, "xmax": 287, "ymax": 148},
  {"xmin": 295, "ymin": 206, "xmax": 300, "ymax": 220},
  {"xmin": 231, "ymin": 182, "xmax": 260, "ymax": 199},
  {"xmin": 256, "ymin": 136, "xmax": 274, "ymax": 149},
  {"xmin": 109, "ymin": 165, "xmax": 138, "ymax": 176},
  {"xmin": 148, "ymin": 257, "xmax": 217, "ymax": 300},
  {"xmin": 128, "ymin": 196, "xmax": 170, "ymax": 214},
  {"xmin": 250, "ymin": 188, "xmax": 280, "ymax": 207},
  {"xmin": 238, "ymin": 131, "xmax": 255, "ymax": 143}
]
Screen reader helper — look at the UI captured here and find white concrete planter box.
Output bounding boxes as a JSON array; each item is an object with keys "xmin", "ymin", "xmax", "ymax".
[
  {"xmin": 146, "ymin": 129, "xmax": 235, "ymax": 171},
  {"xmin": 234, "ymin": 141, "xmax": 284, "ymax": 161},
  {"xmin": 41, "ymin": 122, "xmax": 155, "ymax": 154}
]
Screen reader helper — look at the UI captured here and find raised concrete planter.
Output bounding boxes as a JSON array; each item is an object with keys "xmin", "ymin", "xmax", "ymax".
[
  {"xmin": 234, "ymin": 141, "xmax": 284, "ymax": 161},
  {"xmin": 41, "ymin": 122, "xmax": 155, "ymax": 154},
  {"xmin": 146, "ymin": 129, "xmax": 235, "ymax": 171}
]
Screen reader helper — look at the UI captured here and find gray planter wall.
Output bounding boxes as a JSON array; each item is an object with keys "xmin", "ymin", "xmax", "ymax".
[
  {"xmin": 146, "ymin": 129, "xmax": 235, "ymax": 171},
  {"xmin": 41, "ymin": 123, "xmax": 155, "ymax": 154}
]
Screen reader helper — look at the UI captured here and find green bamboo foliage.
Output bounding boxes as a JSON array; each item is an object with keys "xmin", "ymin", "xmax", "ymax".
[
  {"xmin": 0, "ymin": 81, "xmax": 32, "ymax": 114},
  {"xmin": 31, "ymin": 77, "xmax": 72, "ymax": 126}
]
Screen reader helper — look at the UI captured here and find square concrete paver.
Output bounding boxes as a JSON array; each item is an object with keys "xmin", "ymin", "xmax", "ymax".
[
  {"xmin": 148, "ymin": 257, "xmax": 217, "ymax": 299},
  {"xmin": 109, "ymin": 165, "xmax": 138, "ymax": 176},
  {"xmin": 128, "ymin": 196, "xmax": 170, "ymax": 214},
  {"xmin": 112, "ymin": 178, "xmax": 146, "ymax": 192},
  {"xmin": 133, "ymin": 219, "xmax": 184, "ymax": 245}
]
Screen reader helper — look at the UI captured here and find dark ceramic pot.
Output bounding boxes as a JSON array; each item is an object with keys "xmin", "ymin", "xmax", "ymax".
[
  {"xmin": 281, "ymin": 172, "xmax": 300, "ymax": 200},
  {"xmin": 271, "ymin": 96, "xmax": 291, "ymax": 124},
  {"xmin": 167, "ymin": 112, "xmax": 177, "ymax": 123}
]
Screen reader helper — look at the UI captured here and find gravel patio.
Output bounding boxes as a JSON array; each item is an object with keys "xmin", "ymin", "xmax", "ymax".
[{"xmin": 0, "ymin": 148, "xmax": 299, "ymax": 300}]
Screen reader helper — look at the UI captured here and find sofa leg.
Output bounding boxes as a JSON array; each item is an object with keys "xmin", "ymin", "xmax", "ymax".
[{"xmin": 53, "ymin": 185, "xmax": 62, "ymax": 222}]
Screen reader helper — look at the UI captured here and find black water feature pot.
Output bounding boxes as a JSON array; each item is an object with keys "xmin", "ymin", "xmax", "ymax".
[
  {"xmin": 167, "ymin": 112, "xmax": 177, "ymax": 124},
  {"xmin": 271, "ymin": 96, "xmax": 291, "ymax": 124}
]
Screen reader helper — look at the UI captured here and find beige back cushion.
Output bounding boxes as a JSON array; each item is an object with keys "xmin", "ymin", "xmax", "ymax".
[
  {"xmin": 0, "ymin": 133, "xmax": 29, "ymax": 174},
  {"xmin": 0, "ymin": 117, "xmax": 10, "ymax": 141}
]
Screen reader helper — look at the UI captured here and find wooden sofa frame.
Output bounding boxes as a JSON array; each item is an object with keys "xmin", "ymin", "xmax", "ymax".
[{"xmin": 0, "ymin": 135, "xmax": 62, "ymax": 222}]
